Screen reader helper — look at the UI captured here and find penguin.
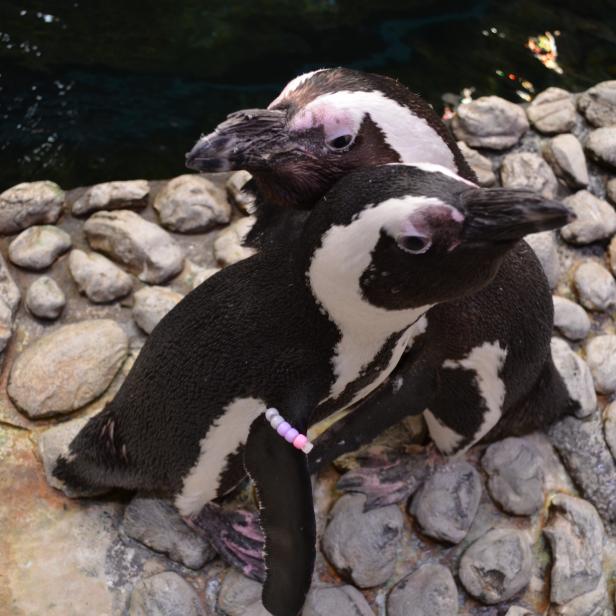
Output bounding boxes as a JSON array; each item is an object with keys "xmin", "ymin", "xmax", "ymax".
[{"xmin": 52, "ymin": 163, "xmax": 570, "ymax": 616}]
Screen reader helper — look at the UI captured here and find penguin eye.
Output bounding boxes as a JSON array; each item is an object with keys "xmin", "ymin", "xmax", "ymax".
[
  {"xmin": 327, "ymin": 134, "xmax": 354, "ymax": 150},
  {"xmin": 397, "ymin": 234, "xmax": 432, "ymax": 255}
]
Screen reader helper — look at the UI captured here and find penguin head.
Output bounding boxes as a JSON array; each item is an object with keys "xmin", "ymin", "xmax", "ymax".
[{"xmin": 186, "ymin": 68, "xmax": 472, "ymax": 208}]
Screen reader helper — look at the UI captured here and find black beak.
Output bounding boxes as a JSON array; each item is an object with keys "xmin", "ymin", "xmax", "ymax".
[
  {"xmin": 185, "ymin": 108, "xmax": 288, "ymax": 173},
  {"xmin": 460, "ymin": 188, "xmax": 574, "ymax": 243}
]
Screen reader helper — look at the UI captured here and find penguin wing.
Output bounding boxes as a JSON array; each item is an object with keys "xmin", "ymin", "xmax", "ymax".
[{"xmin": 244, "ymin": 414, "xmax": 316, "ymax": 616}]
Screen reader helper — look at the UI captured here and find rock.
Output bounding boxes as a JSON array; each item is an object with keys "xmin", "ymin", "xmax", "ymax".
[
  {"xmin": 217, "ymin": 570, "xmax": 262, "ymax": 616},
  {"xmin": 604, "ymin": 401, "xmax": 616, "ymax": 461},
  {"xmin": 500, "ymin": 152, "xmax": 558, "ymax": 198},
  {"xmin": 84, "ymin": 210, "xmax": 185, "ymax": 284},
  {"xmin": 128, "ymin": 572, "xmax": 205, "ymax": 616},
  {"xmin": 214, "ymin": 216, "xmax": 257, "ymax": 266},
  {"xmin": 0, "ymin": 300, "xmax": 12, "ymax": 352},
  {"xmin": 578, "ymin": 80, "xmax": 616, "ymax": 127},
  {"xmin": 387, "ymin": 564, "xmax": 458, "ymax": 616},
  {"xmin": 226, "ymin": 170, "xmax": 256, "ymax": 214},
  {"xmin": 321, "ymin": 493, "xmax": 402, "ymax": 588},
  {"xmin": 304, "ymin": 585, "xmax": 374, "ymax": 616},
  {"xmin": 8, "ymin": 319, "xmax": 128, "ymax": 418},
  {"xmin": 132, "ymin": 286, "xmax": 183, "ymax": 334},
  {"xmin": 68, "ymin": 249, "xmax": 133, "ymax": 303},
  {"xmin": 506, "ymin": 608, "xmax": 537, "ymax": 616},
  {"xmin": 552, "ymin": 296, "xmax": 591, "ymax": 341},
  {"xmin": 459, "ymin": 529, "xmax": 532, "ymax": 604},
  {"xmin": 122, "ymin": 495, "xmax": 215, "ymax": 569},
  {"xmin": 573, "ymin": 261, "xmax": 616, "ymax": 312},
  {"xmin": 410, "ymin": 460, "xmax": 482, "ymax": 543},
  {"xmin": 0, "ymin": 252, "xmax": 21, "ymax": 316},
  {"xmin": 192, "ymin": 267, "xmax": 220, "ymax": 289},
  {"xmin": 543, "ymin": 134, "xmax": 589, "ymax": 189},
  {"xmin": 549, "ymin": 575, "xmax": 609, "ymax": 616},
  {"xmin": 451, "ymin": 96, "xmax": 529, "ymax": 150},
  {"xmin": 525, "ymin": 231, "xmax": 560, "ymax": 289},
  {"xmin": 585, "ymin": 127, "xmax": 616, "ymax": 169},
  {"xmin": 72, "ymin": 180, "xmax": 149, "ymax": 216},
  {"xmin": 526, "ymin": 87, "xmax": 577, "ymax": 134},
  {"xmin": 609, "ymin": 236, "xmax": 616, "ymax": 275},
  {"xmin": 543, "ymin": 493, "xmax": 604, "ymax": 605},
  {"xmin": 584, "ymin": 335, "xmax": 616, "ymax": 394},
  {"xmin": 607, "ymin": 177, "xmax": 616, "ymax": 204},
  {"xmin": 8, "ymin": 225, "xmax": 72, "ymax": 270},
  {"xmin": 482, "ymin": 437, "xmax": 545, "ymax": 515},
  {"xmin": 26, "ymin": 276, "xmax": 66, "ymax": 320},
  {"xmin": 153, "ymin": 174, "xmax": 231, "ymax": 233},
  {"xmin": 550, "ymin": 337, "xmax": 596, "ymax": 417},
  {"xmin": 560, "ymin": 190, "xmax": 616, "ymax": 245},
  {"xmin": 0, "ymin": 180, "xmax": 64, "ymax": 234},
  {"xmin": 457, "ymin": 141, "xmax": 496, "ymax": 186}
]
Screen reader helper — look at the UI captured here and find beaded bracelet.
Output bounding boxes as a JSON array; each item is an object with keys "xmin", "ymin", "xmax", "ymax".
[{"xmin": 265, "ymin": 408, "xmax": 314, "ymax": 454}]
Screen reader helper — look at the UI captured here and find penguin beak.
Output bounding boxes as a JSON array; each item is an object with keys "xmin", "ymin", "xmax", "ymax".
[{"xmin": 185, "ymin": 108, "xmax": 289, "ymax": 173}]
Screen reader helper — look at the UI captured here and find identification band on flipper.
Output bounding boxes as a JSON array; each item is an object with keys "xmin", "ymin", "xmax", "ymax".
[{"xmin": 265, "ymin": 408, "xmax": 314, "ymax": 454}]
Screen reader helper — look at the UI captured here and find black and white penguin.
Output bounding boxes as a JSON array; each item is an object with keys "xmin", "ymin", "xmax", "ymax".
[{"xmin": 53, "ymin": 163, "xmax": 570, "ymax": 616}]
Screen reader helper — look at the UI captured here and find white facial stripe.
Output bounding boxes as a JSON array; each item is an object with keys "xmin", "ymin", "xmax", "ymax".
[
  {"xmin": 407, "ymin": 163, "xmax": 478, "ymax": 187},
  {"xmin": 268, "ymin": 69, "xmax": 326, "ymax": 108},
  {"xmin": 175, "ymin": 397, "xmax": 265, "ymax": 516}
]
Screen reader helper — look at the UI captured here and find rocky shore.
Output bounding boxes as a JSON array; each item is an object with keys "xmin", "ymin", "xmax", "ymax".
[{"xmin": 1, "ymin": 80, "xmax": 616, "ymax": 616}]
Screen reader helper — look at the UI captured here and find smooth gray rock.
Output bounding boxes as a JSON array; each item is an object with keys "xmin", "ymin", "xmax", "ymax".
[
  {"xmin": 410, "ymin": 460, "xmax": 482, "ymax": 544},
  {"xmin": 585, "ymin": 127, "xmax": 616, "ymax": 169},
  {"xmin": 584, "ymin": 335, "xmax": 616, "ymax": 394},
  {"xmin": 525, "ymin": 231, "xmax": 560, "ymax": 289},
  {"xmin": 609, "ymin": 236, "xmax": 616, "ymax": 275},
  {"xmin": 0, "ymin": 299, "xmax": 12, "ymax": 352},
  {"xmin": 452, "ymin": 96, "xmax": 529, "ymax": 150},
  {"xmin": 543, "ymin": 134, "xmax": 589, "ymax": 189},
  {"xmin": 560, "ymin": 190, "xmax": 616, "ymax": 245},
  {"xmin": 607, "ymin": 177, "xmax": 616, "ymax": 204},
  {"xmin": 506, "ymin": 608, "xmax": 537, "ymax": 616},
  {"xmin": 8, "ymin": 319, "xmax": 128, "ymax": 418},
  {"xmin": 26, "ymin": 276, "xmax": 66, "ymax": 320},
  {"xmin": 8, "ymin": 225, "xmax": 72, "ymax": 270},
  {"xmin": 604, "ymin": 401, "xmax": 616, "ymax": 461},
  {"xmin": 214, "ymin": 216, "xmax": 256, "ymax": 266},
  {"xmin": 543, "ymin": 494, "xmax": 604, "ymax": 605},
  {"xmin": 69, "ymin": 249, "xmax": 133, "ymax": 303},
  {"xmin": 482, "ymin": 437, "xmax": 545, "ymax": 515},
  {"xmin": 226, "ymin": 170, "xmax": 256, "ymax": 214},
  {"xmin": 552, "ymin": 296, "xmax": 591, "ymax": 341},
  {"xmin": 84, "ymin": 210, "xmax": 185, "ymax": 284},
  {"xmin": 457, "ymin": 141, "xmax": 496, "ymax": 186},
  {"xmin": 387, "ymin": 564, "xmax": 458, "ymax": 616},
  {"xmin": 459, "ymin": 529, "xmax": 532, "ymax": 604},
  {"xmin": 304, "ymin": 585, "xmax": 374, "ymax": 616},
  {"xmin": 132, "ymin": 286, "xmax": 183, "ymax": 334},
  {"xmin": 321, "ymin": 493, "xmax": 402, "ymax": 588},
  {"xmin": 217, "ymin": 570, "xmax": 262, "ymax": 616},
  {"xmin": 128, "ymin": 572, "xmax": 205, "ymax": 616},
  {"xmin": 0, "ymin": 180, "xmax": 64, "ymax": 234},
  {"xmin": 72, "ymin": 180, "xmax": 149, "ymax": 216},
  {"xmin": 548, "ymin": 575, "xmax": 609, "ymax": 616},
  {"xmin": 192, "ymin": 267, "xmax": 220, "ymax": 289},
  {"xmin": 526, "ymin": 87, "xmax": 577, "ymax": 134},
  {"xmin": 154, "ymin": 174, "xmax": 231, "ymax": 233},
  {"xmin": 500, "ymin": 151, "xmax": 558, "ymax": 198},
  {"xmin": 578, "ymin": 80, "xmax": 616, "ymax": 127},
  {"xmin": 573, "ymin": 261, "xmax": 616, "ymax": 312},
  {"xmin": 0, "ymin": 252, "xmax": 21, "ymax": 316},
  {"xmin": 122, "ymin": 495, "xmax": 215, "ymax": 569}
]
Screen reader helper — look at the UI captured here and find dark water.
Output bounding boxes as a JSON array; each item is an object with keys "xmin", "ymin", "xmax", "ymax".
[{"xmin": 1, "ymin": 0, "xmax": 615, "ymax": 191}]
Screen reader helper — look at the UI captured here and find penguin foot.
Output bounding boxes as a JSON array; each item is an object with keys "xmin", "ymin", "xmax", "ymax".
[{"xmin": 187, "ymin": 503, "xmax": 266, "ymax": 582}]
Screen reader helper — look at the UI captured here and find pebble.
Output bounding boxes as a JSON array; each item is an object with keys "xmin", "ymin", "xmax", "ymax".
[
  {"xmin": 132, "ymin": 286, "xmax": 183, "ymax": 334},
  {"xmin": 192, "ymin": 267, "xmax": 220, "ymax": 289},
  {"xmin": 560, "ymin": 190, "xmax": 616, "ymax": 245},
  {"xmin": 226, "ymin": 170, "xmax": 256, "ymax": 214},
  {"xmin": 8, "ymin": 319, "xmax": 128, "ymax": 418},
  {"xmin": 128, "ymin": 572, "xmax": 205, "ymax": 616},
  {"xmin": 577, "ymin": 80, "xmax": 616, "ymax": 127},
  {"xmin": 214, "ymin": 216, "xmax": 257, "ymax": 266},
  {"xmin": 607, "ymin": 177, "xmax": 616, "ymax": 204},
  {"xmin": 543, "ymin": 134, "xmax": 589, "ymax": 189},
  {"xmin": 8, "ymin": 225, "xmax": 72, "ymax": 270},
  {"xmin": 84, "ymin": 210, "xmax": 185, "ymax": 284},
  {"xmin": 69, "ymin": 249, "xmax": 133, "ymax": 303},
  {"xmin": 584, "ymin": 335, "xmax": 616, "ymax": 394},
  {"xmin": 0, "ymin": 300, "xmax": 12, "ymax": 352},
  {"xmin": 482, "ymin": 437, "xmax": 545, "ymax": 515},
  {"xmin": 526, "ymin": 87, "xmax": 577, "ymax": 134},
  {"xmin": 0, "ymin": 180, "xmax": 64, "ymax": 234},
  {"xmin": 609, "ymin": 236, "xmax": 616, "ymax": 275},
  {"xmin": 458, "ymin": 529, "xmax": 532, "ymax": 604},
  {"xmin": 457, "ymin": 141, "xmax": 496, "ymax": 186},
  {"xmin": 543, "ymin": 493, "xmax": 604, "ymax": 605},
  {"xmin": 548, "ymin": 575, "xmax": 609, "ymax": 616},
  {"xmin": 321, "ymin": 493, "xmax": 402, "ymax": 588},
  {"xmin": 500, "ymin": 151, "xmax": 558, "ymax": 198},
  {"xmin": 303, "ymin": 585, "xmax": 374, "ymax": 616},
  {"xmin": 410, "ymin": 460, "xmax": 482, "ymax": 543},
  {"xmin": 604, "ymin": 401, "xmax": 616, "ymax": 461},
  {"xmin": 552, "ymin": 296, "xmax": 591, "ymax": 341},
  {"xmin": 0, "ymin": 252, "xmax": 21, "ymax": 316},
  {"xmin": 505, "ymin": 608, "xmax": 536, "ymax": 616},
  {"xmin": 525, "ymin": 231, "xmax": 560, "ymax": 289},
  {"xmin": 573, "ymin": 261, "xmax": 616, "ymax": 312},
  {"xmin": 452, "ymin": 96, "xmax": 529, "ymax": 150},
  {"xmin": 26, "ymin": 276, "xmax": 66, "ymax": 320},
  {"xmin": 154, "ymin": 174, "xmax": 231, "ymax": 233},
  {"xmin": 585, "ymin": 127, "xmax": 616, "ymax": 170},
  {"xmin": 217, "ymin": 569, "xmax": 262, "ymax": 616},
  {"xmin": 72, "ymin": 180, "xmax": 149, "ymax": 216},
  {"xmin": 387, "ymin": 564, "xmax": 458, "ymax": 616}
]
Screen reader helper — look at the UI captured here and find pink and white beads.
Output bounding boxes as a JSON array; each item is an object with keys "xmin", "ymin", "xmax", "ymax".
[{"xmin": 265, "ymin": 408, "xmax": 313, "ymax": 454}]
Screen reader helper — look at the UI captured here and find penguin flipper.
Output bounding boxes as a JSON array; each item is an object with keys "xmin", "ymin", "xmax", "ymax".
[{"xmin": 244, "ymin": 414, "xmax": 316, "ymax": 616}]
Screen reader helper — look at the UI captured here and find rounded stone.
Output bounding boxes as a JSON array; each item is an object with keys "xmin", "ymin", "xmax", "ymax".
[
  {"xmin": 132, "ymin": 286, "xmax": 184, "ymax": 334},
  {"xmin": 500, "ymin": 152, "xmax": 558, "ymax": 199},
  {"xmin": 8, "ymin": 319, "xmax": 128, "ymax": 418},
  {"xmin": 192, "ymin": 267, "xmax": 220, "ymax": 289},
  {"xmin": 0, "ymin": 252, "xmax": 20, "ymax": 316},
  {"xmin": 584, "ymin": 335, "xmax": 616, "ymax": 394},
  {"xmin": 72, "ymin": 180, "xmax": 149, "ymax": 216},
  {"xmin": 26, "ymin": 276, "xmax": 66, "ymax": 320},
  {"xmin": 578, "ymin": 80, "xmax": 616, "ymax": 128},
  {"xmin": 543, "ymin": 134, "xmax": 589, "ymax": 189},
  {"xmin": 69, "ymin": 249, "xmax": 133, "ymax": 303},
  {"xmin": 585, "ymin": 127, "xmax": 616, "ymax": 169},
  {"xmin": 457, "ymin": 141, "xmax": 496, "ymax": 186},
  {"xmin": 217, "ymin": 570, "xmax": 263, "ymax": 616},
  {"xmin": 607, "ymin": 177, "xmax": 616, "ymax": 205},
  {"xmin": 0, "ymin": 180, "xmax": 64, "ymax": 234},
  {"xmin": 154, "ymin": 174, "xmax": 231, "ymax": 233},
  {"xmin": 526, "ymin": 87, "xmax": 577, "ymax": 134},
  {"xmin": 0, "ymin": 299, "xmax": 12, "ymax": 353},
  {"xmin": 459, "ymin": 529, "xmax": 532, "ymax": 604},
  {"xmin": 128, "ymin": 572, "xmax": 205, "ymax": 616},
  {"xmin": 8, "ymin": 225, "xmax": 72, "ymax": 270},
  {"xmin": 303, "ymin": 585, "xmax": 374, "ymax": 616},
  {"xmin": 560, "ymin": 190, "xmax": 616, "ymax": 245},
  {"xmin": 525, "ymin": 231, "xmax": 560, "ymax": 289},
  {"xmin": 573, "ymin": 261, "xmax": 616, "ymax": 312},
  {"xmin": 552, "ymin": 296, "xmax": 591, "ymax": 341},
  {"xmin": 604, "ymin": 401, "xmax": 616, "ymax": 461},
  {"xmin": 226, "ymin": 170, "xmax": 256, "ymax": 214},
  {"xmin": 214, "ymin": 216, "xmax": 257, "ymax": 266},
  {"xmin": 609, "ymin": 236, "xmax": 616, "ymax": 276}
]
